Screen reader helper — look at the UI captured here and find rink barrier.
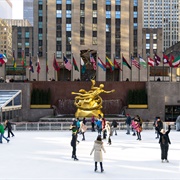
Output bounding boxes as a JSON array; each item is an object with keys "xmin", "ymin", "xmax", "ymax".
[{"xmin": 11, "ymin": 122, "xmax": 176, "ymax": 131}]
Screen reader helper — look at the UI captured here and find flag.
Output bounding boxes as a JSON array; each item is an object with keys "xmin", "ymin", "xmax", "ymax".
[
  {"xmin": 53, "ymin": 54, "xmax": 60, "ymax": 71},
  {"xmin": 106, "ymin": 56, "xmax": 114, "ymax": 72},
  {"xmin": 98, "ymin": 57, "xmax": 106, "ymax": 71},
  {"xmin": 72, "ymin": 56, "xmax": 79, "ymax": 71},
  {"xmin": 163, "ymin": 54, "xmax": 169, "ymax": 64},
  {"xmin": 29, "ymin": 54, "xmax": 34, "ymax": 73},
  {"xmin": 154, "ymin": 53, "xmax": 161, "ymax": 66},
  {"xmin": 131, "ymin": 55, "xmax": 140, "ymax": 69},
  {"xmin": 81, "ymin": 58, "xmax": 86, "ymax": 74},
  {"xmin": 114, "ymin": 58, "xmax": 122, "ymax": 71},
  {"xmin": 172, "ymin": 56, "xmax": 180, "ymax": 67},
  {"xmin": 169, "ymin": 55, "xmax": 175, "ymax": 67},
  {"xmin": 90, "ymin": 53, "xmax": 97, "ymax": 70},
  {"xmin": 63, "ymin": 55, "xmax": 72, "ymax": 71},
  {"xmin": 12, "ymin": 50, "xmax": 16, "ymax": 68},
  {"xmin": 0, "ymin": 54, "xmax": 7, "ymax": 64},
  {"xmin": 139, "ymin": 55, "xmax": 147, "ymax": 68},
  {"xmin": 148, "ymin": 56, "xmax": 155, "ymax": 67},
  {"xmin": 36, "ymin": 55, "xmax": 41, "ymax": 74},
  {"xmin": 122, "ymin": 56, "xmax": 131, "ymax": 70}
]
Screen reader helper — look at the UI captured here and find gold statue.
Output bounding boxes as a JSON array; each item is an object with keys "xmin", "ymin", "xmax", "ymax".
[{"xmin": 72, "ymin": 80, "xmax": 115, "ymax": 118}]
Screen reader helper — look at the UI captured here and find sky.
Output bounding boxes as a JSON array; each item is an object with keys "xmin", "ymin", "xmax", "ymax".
[{"xmin": 11, "ymin": 0, "xmax": 23, "ymax": 19}]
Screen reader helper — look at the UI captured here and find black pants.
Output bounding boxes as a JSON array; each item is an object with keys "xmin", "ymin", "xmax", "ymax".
[
  {"xmin": 160, "ymin": 144, "xmax": 169, "ymax": 160},
  {"xmin": 8, "ymin": 129, "xmax": 14, "ymax": 138},
  {"xmin": 72, "ymin": 145, "xmax": 76, "ymax": 157},
  {"xmin": 95, "ymin": 162, "xmax": 103, "ymax": 170},
  {"xmin": 137, "ymin": 132, "xmax": 141, "ymax": 140},
  {"xmin": 91, "ymin": 123, "xmax": 95, "ymax": 131}
]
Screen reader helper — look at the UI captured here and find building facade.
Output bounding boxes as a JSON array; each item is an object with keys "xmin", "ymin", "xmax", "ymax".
[
  {"xmin": 0, "ymin": 0, "xmax": 12, "ymax": 19},
  {"xmin": 143, "ymin": 0, "xmax": 180, "ymax": 51},
  {"xmin": 23, "ymin": 0, "xmax": 34, "ymax": 26}
]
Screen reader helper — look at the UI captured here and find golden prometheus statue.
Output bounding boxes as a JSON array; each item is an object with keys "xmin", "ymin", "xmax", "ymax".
[{"xmin": 71, "ymin": 80, "xmax": 115, "ymax": 118}]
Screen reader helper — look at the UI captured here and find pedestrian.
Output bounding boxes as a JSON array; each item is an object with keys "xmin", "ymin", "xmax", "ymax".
[
  {"xmin": 69, "ymin": 125, "xmax": 79, "ymax": 161},
  {"xmin": 80, "ymin": 117, "xmax": 87, "ymax": 141},
  {"xmin": 175, "ymin": 115, "xmax": 180, "ymax": 131},
  {"xmin": 96, "ymin": 115, "xmax": 102, "ymax": 135},
  {"xmin": 102, "ymin": 117, "xmax": 106, "ymax": 139},
  {"xmin": 91, "ymin": 116, "xmax": 96, "ymax": 132},
  {"xmin": 133, "ymin": 116, "xmax": 142, "ymax": 140},
  {"xmin": 90, "ymin": 135, "xmax": 106, "ymax": 173},
  {"xmin": 103, "ymin": 121, "xmax": 112, "ymax": 145},
  {"xmin": 111, "ymin": 120, "xmax": 118, "ymax": 136},
  {"xmin": 0, "ymin": 123, "xmax": 10, "ymax": 143},
  {"xmin": 155, "ymin": 122, "xmax": 171, "ymax": 163},
  {"xmin": 126, "ymin": 114, "xmax": 131, "ymax": 134},
  {"xmin": 4, "ymin": 120, "xmax": 15, "ymax": 138},
  {"xmin": 155, "ymin": 117, "xmax": 163, "ymax": 139}
]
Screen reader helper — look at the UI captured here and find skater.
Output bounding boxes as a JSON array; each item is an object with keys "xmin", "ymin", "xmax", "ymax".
[
  {"xmin": 0, "ymin": 123, "xmax": 10, "ymax": 143},
  {"xmin": 96, "ymin": 115, "xmax": 102, "ymax": 135},
  {"xmin": 70, "ymin": 125, "xmax": 79, "ymax": 160},
  {"xmin": 4, "ymin": 120, "xmax": 15, "ymax": 138},
  {"xmin": 111, "ymin": 120, "xmax": 118, "ymax": 135},
  {"xmin": 102, "ymin": 117, "xmax": 106, "ymax": 139},
  {"xmin": 80, "ymin": 117, "xmax": 87, "ymax": 141},
  {"xmin": 90, "ymin": 135, "xmax": 106, "ymax": 173},
  {"xmin": 131, "ymin": 118, "xmax": 136, "ymax": 136},
  {"xmin": 103, "ymin": 121, "xmax": 112, "ymax": 145},
  {"xmin": 155, "ymin": 122, "xmax": 171, "ymax": 163},
  {"xmin": 133, "ymin": 116, "xmax": 142, "ymax": 140},
  {"xmin": 91, "ymin": 116, "xmax": 96, "ymax": 132},
  {"xmin": 175, "ymin": 115, "xmax": 180, "ymax": 131},
  {"xmin": 155, "ymin": 117, "xmax": 163, "ymax": 139},
  {"xmin": 126, "ymin": 114, "xmax": 131, "ymax": 134}
]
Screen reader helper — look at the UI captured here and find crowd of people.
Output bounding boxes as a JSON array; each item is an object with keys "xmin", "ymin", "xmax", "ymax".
[{"xmin": 69, "ymin": 114, "xmax": 174, "ymax": 172}]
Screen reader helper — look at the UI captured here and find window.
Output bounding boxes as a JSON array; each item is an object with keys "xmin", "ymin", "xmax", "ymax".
[
  {"xmin": 25, "ymin": 42, "xmax": 29, "ymax": 47},
  {"xmin": 38, "ymin": 34, "xmax": 43, "ymax": 40},
  {"xmin": 106, "ymin": 24, "xmax": 110, "ymax": 32},
  {"xmin": 92, "ymin": 37, "xmax": 97, "ymax": 45},
  {"xmin": 57, "ymin": 0, "xmax": 62, "ymax": 4},
  {"xmin": 106, "ymin": 11, "xmax": 111, "ymax": 18},
  {"xmin": 106, "ymin": 0, "xmax": 111, "ymax": 5},
  {"xmin": 66, "ymin": 10, "xmax": 71, "ymax": 18},
  {"xmin": 25, "ymin": 32, "xmax": 29, "ymax": 38},
  {"xmin": 153, "ymin": 34, "xmax": 157, "ymax": 39},
  {"xmin": 56, "ymin": 51, "xmax": 62, "ymax": 58},
  {"xmin": 115, "ymin": 11, "xmax": 120, "ymax": 18},
  {"xmin": 66, "ymin": 0, "xmax": 71, "ymax": 4},
  {"xmin": 93, "ymin": 10, "xmax": 97, "ymax": 17},
  {"xmin": 146, "ymin": 34, "xmax": 150, "ymax": 39},
  {"xmin": 80, "ymin": 10, "xmax": 85, "ymax": 17},
  {"xmin": 153, "ymin": 43, "xmax": 157, "ymax": 49},
  {"xmin": 66, "ymin": 24, "xmax": 71, "ymax": 31},
  {"xmin": 146, "ymin": 43, "xmax": 150, "ymax": 49},
  {"xmin": 57, "ymin": 10, "xmax": 62, "ymax": 18},
  {"xmin": 116, "ymin": 0, "xmax": 121, "ymax": 5}
]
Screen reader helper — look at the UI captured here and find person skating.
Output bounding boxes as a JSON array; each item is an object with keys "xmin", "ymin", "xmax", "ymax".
[
  {"xmin": 80, "ymin": 117, "xmax": 87, "ymax": 141},
  {"xmin": 155, "ymin": 117, "xmax": 163, "ymax": 139},
  {"xmin": 156, "ymin": 122, "xmax": 171, "ymax": 163},
  {"xmin": 70, "ymin": 125, "xmax": 79, "ymax": 161},
  {"xmin": 103, "ymin": 121, "xmax": 112, "ymax": 145},
  {"xmin": 4, "ymin": 120, "xmax": 15, "ymax": 138},
  {"xmin": 91, "ymin": 116, "xmax": 96, "ymax": 132},
  {"xmin": 0, "ymin": 123, "xmax": 10, "ymax": 143},
  {"xmin": 102, "ymin": 117, "xmax": 106, "ymax": 139},
  {"xmin": 126, "ymin": 114, "xmax": 132, "ymax": 134},
  {"xmin": 90, "ymin": 135, "xmax": 106, "ymax": 173},
  {"xmin": 111, "ymin": 120, "xmax": 118, "ymax": 136}
]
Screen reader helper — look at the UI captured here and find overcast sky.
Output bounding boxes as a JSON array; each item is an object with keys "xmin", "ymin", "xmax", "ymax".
[{"xmin": 11, "ymin": 0, "xmax": 23, "ymax": 19}]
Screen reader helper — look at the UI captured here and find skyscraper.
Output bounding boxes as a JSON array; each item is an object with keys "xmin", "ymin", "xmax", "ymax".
[
  {"xmin": 143, "ymin": 0, "xmax": 180, "ymax": 51},
  {"xmin": 23, "ymin": 0, "xmax": 34, "ymax": 26},
  {"xmin": 0, "ymin": 0, "xmax": 12, "ymax": 19}
]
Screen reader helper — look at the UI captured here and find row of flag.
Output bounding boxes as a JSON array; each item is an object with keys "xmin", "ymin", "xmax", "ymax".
[{"xmin": 1, "ymin": 52, "xmax": 180, "ymax": 74}]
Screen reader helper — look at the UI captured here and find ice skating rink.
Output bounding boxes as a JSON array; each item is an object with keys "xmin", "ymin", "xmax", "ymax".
[{"xmin": 0, "ymin": 130, "xmax": 180, "ymax": 180}]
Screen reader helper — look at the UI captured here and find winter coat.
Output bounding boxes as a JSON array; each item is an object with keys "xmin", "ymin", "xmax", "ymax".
[
  {"xmin": 4, "ymin": 121, "xmax": 12, "ymax": 130},
  {"xmin": 80, "ymin": 121, "xmax": 87, "ymax": 132},
  {"xmin": 0, "ymin": 124, "xmax": 5, "ymax": 134},
  {"xmin": 156, "ymin": 125, "xmax": 171, "ymax": 145},
  {"xmin": 90, "ymin": 140, "xmax": 106, "ymax": 162},
  {"xmin": 104, "ymin": 123, "xmax": 111, "ymax": 136},
  {"xmin": 126, "ymin": 116, "xmax": 132, "ymax": 125},
  {"xmin": 156, "ymin": 120, "xmax": 163, "ymax": 131},
  {"xmin": 111, "ymin": 120, "xmax": 118, "ymax": 128},
  {"xmin": 132, "ymin": 121, "xmax": 142, "ymax": 132}
]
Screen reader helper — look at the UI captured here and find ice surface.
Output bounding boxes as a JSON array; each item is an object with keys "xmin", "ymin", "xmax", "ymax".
[{"xmin": 0, "ymin": 130, "xmax": 180, "ymax": 180}]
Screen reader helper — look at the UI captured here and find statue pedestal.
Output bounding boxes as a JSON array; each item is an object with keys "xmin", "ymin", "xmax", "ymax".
[{"xmin": 75, "ymin": 109, "xmax": 103, "ymax": 118}]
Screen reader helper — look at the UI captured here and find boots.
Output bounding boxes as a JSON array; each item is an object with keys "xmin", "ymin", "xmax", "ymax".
[
  {"xmin": 94, "ymin": 162, "xmax": 97, "ymax": 172},
  {"xmin": 74, "ymin": 156, "xmax": 79, "ymax": 161},
  {"xmin": 100, "ymin": 162, "xmax": 104, "ymax": 173}
]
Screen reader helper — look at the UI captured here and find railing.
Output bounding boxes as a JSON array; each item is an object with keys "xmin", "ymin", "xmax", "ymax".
[{"xmin": 11, "ymin": 122, "xmax": 176, "ymax": 131}]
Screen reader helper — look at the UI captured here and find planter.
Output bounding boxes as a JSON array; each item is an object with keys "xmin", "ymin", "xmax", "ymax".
[
  {"xmin": 30, "ymin": 105, "xmax": 51, "ymax": 109},
  {"xmin": 128, "ymin": 104, "xmax": 148, "ymax": 109}
]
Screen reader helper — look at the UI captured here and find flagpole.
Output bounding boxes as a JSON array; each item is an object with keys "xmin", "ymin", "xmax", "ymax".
[
  {"xmin": 147, "ymin": 55, "xmax": 149, "ymax": 82},
  {"xmin": 46, "ymin": 52, "xmax": 48, "ymax": 81},
  {"xmin": 54, "ymin": 53, "xmax": 56, "ymax": 81},
  {"xmin": 4, "ymin": 62, "xmax": 6, "ymax": 83},
  {"xmin": 138, "ymin": 56, "xmax": 140, "ymax": 81},
  {"xmin": 29, "ymin": 52, "xmax": 31, "ymax": 81},
  {"xmin": 113, "ymin": 54, "xmax": 115, "ymax": 81},
  {"xmin": 162, "ymin": 53, "xmax": 164, "ymax": 82},
  {"xmin": 37, "ymin": 53, "xmax": 39, "ymax": 81},
  {"xmin": 63, "ymin": 52, "xmax": 65, "ymax": 81},
  {"xmin": 122, "ymin": 53, "xmax": 123, "ymax": 81},
  {"xmin": 130, "ymin": 53, "xmax": 132, "ymax": 81}
]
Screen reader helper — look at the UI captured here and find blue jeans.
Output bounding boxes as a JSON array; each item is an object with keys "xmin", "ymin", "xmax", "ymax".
[{"xmin": 0, "ymin": 133, "xmax": 9, "ymax": 143}]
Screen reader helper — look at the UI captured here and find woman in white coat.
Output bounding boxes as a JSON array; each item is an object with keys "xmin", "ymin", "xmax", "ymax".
[{"xmin": 90, "ymin": 135, "xmax": 106, "ymax": 172}]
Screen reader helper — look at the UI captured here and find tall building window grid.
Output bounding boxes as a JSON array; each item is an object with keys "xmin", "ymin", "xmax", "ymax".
[
  {"xmin": 56, "ymin": 1, "xmax": 62, "ymax": 58},
  {"xmin": 80, "ymin": 1, "xmax": 85, "ymax": 45},
  {"xmin": 133, "ymin": 0, "xmax": 138, "ymax": 57},
  {"xmin": 106, "ymin": 3, "xmax": 111, "ymax": 59},
  {"xmin": 38, "ymin": 3, "xmax": 43, "ymax": 57},
  {"xmin": 92, "ymin": 1, "xmax": 97, "ymax": 45}
]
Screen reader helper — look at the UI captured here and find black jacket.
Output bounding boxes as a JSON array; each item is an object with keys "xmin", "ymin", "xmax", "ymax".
[
  {"xmin": 4, "ymin": 121, "xmax": 12, "ymax": 130},
  {"xmin": 156, "ymin": 125, "xmax": 171, "ymax": 145}
]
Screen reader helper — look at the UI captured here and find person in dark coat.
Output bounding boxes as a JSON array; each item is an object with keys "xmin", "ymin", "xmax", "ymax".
[
  {"xmin": 155, "ymin": 117, "xmax": 163, "ymax": 139},
  {"xmin": 126, "ymin": 114, "xmax": 132, "ymax": 134},
  {"xmin": 90, "ymin": 135, "xmax": 106, "ymax": 172},
  {"xmin": 70, "ymin": 125, "xmax": 79, "ymax": 161},
  {"xmin": 111, "ymin": 120, "xmax": 118, "ymax": 136},
  {"xmin": 0, "ymin": 123, "xmax": 10, "ymax": 143},
  {"xmin": 4, "ymin": 120, "xmax": 15, "ymax": 138},
  {"xmin": 155, "ymin": 122, "xmax": 171, "ymax": 163},
  {"xmin": 91, "ymin": 116, "xmax": 96, "ymax": 132}
]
